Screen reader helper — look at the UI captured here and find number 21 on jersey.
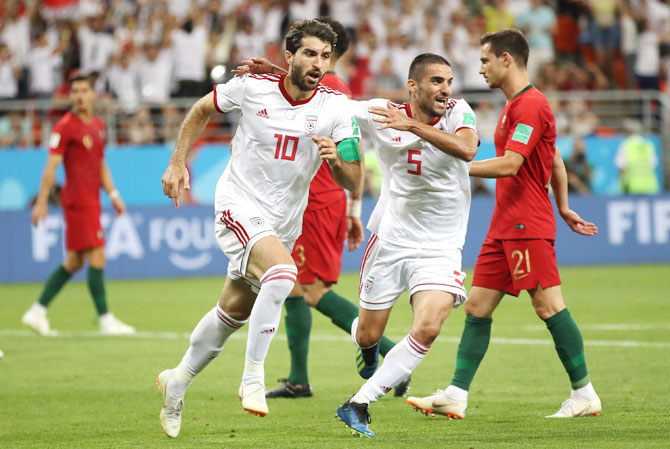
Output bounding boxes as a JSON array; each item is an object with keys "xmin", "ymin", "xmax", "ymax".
[{"xmin": 274, "ymin": 134, "xmax": 298, "ymax": 161}]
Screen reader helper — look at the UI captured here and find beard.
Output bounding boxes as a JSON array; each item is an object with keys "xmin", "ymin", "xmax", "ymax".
[
  {"xmin": 290, "ymin": 63, "xmax": 322, "ymax": 92},
  {"xmin": 417, "ymin": 89, "xmax": 445, "ymax": 118}
]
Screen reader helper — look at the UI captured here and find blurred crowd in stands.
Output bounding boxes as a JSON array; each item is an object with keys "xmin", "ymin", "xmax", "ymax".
[{"xmin": 1, "ymin": 0, "xmax": 668, "ymax": 193}]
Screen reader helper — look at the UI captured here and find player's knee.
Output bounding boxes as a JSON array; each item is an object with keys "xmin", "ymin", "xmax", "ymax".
[
  {"xmin": 303, "ymin": 292, "xmax": 319, "ymax": 307},
  {"xmin": 534, "ymin": 303, "xmax": 560, "ymax": 320},
  {"xmin": 259, "ymin": 264, "xmax": 298, "ymax": 304},
  {"xmin": 412, "ymin": 322, "xmax": 442, "ymax": 345},
  {"xmin": 356, "ymin": 324, "xmax": 382, "ymax": 348}
]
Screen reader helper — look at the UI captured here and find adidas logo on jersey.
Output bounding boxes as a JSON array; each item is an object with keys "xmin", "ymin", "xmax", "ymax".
[
  {"xmin": 392, "ymin": 136, "xmax": 402, "ymax": 143},
  {"xmin": 256, "ymin": 109, "xmax": 269, "ymax": 119}
]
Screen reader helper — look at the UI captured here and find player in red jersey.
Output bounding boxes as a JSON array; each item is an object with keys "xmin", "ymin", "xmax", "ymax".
[
  {"xmin": 247, "ymin": 18, "xmax": 406, "ymax": 399},
  {"xmin": 407, "ymin": 29, "xmax": 602, "ymax": 419},
  {"xmin": 22, "ymin": 74, "xmax": 135, "ymax": 336}
]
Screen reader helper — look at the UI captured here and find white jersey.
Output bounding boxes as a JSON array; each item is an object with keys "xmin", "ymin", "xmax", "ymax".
[
  {"xmin": 213, "ymin": 73, "xmax": 360, "ymax": 242},
  {"xmin": 354, "ymin": 98, "xmax": 477, "ymax": 250}
]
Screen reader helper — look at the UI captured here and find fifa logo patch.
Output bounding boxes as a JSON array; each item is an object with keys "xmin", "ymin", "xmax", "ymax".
[
  {"xmin": 250, "ymin": 217, "xmax": 264, "ymax": 227},
  {"xmin": 364, "ymin": 275, "xmax": 375, "ymax": 293},
  {"xmin": 305, "ymin": 115, "xmax": 317, "ymax": 132}
]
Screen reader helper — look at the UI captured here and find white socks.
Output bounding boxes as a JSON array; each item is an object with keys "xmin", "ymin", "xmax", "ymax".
[
  {"xmin": 174, "ymin": 303, "xmax": 247, "ymax": 395},
  {"xmin": 572, "ymin": 382, "xmax": 597, "ymax": 401},
  {"xmin": 352, "ymin": 334, "xmax": 429, "ymax": 404},
  {"xmin": 445, "ymin": 384, "xmax": 468, "ymax": 402},
  {"xmin": 244, "ymin": 264, "xmax": 297, "ymax": 379}
]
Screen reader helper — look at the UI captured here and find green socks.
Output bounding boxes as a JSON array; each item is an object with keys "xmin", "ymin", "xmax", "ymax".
[
  {"xmin": 37, "ymin": 265, "xmax": 71, "ymax": 307},
  {"xmin": 451, "ymin": 315, "xmax": 492, "ymax": 391},
  {"xmin": 285, "ymin": 296, "xmax": 312, "ymax": 385},
  {"xmin": 87, "ymin": 267, "xmax": 109, "ymax": 315},
  {"xmin": 545, "ymin": 308, "xmax": 590, "ymax": 389}
]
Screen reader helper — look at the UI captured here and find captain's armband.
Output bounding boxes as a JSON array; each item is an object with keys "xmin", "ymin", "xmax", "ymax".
[{"xmin": 336, "ymin": 138, "xmax": 362, "ymax": 162}]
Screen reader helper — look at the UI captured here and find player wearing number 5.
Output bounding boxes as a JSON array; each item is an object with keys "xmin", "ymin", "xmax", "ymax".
[
  {"xmin": 407, "ymin": 29, "xmax": 601, "ymax": 420},
  {"xmin": 156, "ymin": 20, "xmax": 362, "ymax": 438},
  {"xmin": 335, "ymin": 53, "xmax": 479, "ymax": 437}
]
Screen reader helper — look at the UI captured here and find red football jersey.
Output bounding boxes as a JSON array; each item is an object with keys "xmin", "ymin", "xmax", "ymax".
[
  {"xmin": 488, "ymin": 85, "xmax": 557, "ymax": 240},
  {"xmin": 306, "ymin": 72, "xmax": 353, "ymax": 211},
  {"xmin": 48, "ymin": 112, "xmax": 106, "ymax": 210}
]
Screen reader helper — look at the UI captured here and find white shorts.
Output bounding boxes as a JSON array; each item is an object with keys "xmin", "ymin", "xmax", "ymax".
[
  {"xmin": 215, "ymin": 202, "xmax": 295, "ymax": 292},
  {"xmin": 358, "ymin": 234, "xmax": 467, "ymax": 311}
]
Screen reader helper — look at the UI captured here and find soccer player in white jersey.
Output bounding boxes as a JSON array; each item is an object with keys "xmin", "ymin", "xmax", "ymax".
[
  {"xmin": 335, "ymin": 53, "xmax": 479, "ymax": 438},
  {"xmin": 156, "ymin": 19, "xmax": 362, "ymax": 438}
]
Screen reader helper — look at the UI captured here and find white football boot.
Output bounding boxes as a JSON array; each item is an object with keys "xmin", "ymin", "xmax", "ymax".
[
  {"xmin": 239, "ymin": 379, "xmax": 268, "ymax": 417},
  {"xmin": 99, "ymin": 313, "xmax": 135, "ymax": 335},
  {"xmin": 156, "ymin": 369, "xmax": 184, "ymax": 438},
  {"xmin": 22, "ymin": 303, "xmax": 51, "ymax": 336},
  {"xmin": 546, "ymin": 394, "xmax": 601, "ymax": 418},
  {"xmin": 407, "ymin": 389, "xmax": 467, "ymax": 419}
]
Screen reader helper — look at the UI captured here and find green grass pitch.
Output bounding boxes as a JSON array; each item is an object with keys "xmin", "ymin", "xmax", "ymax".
[{"xmin": 1, "ymin": 264, "xmax": 670, "ymax": 448}]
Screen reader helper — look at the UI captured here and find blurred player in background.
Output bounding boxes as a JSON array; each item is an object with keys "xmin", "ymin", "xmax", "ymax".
[
  {"xmin": 22, "ymin": 74, "xmax": 135, "ymax": 336},
  {"xmin": 157, "ymin": 20, "xmax": 362, "ymax": 438},
  {"xmin": 407, "ymin": 29, "xmax": 601, "ymax": 420},
  {"xmin": 247, "ymin": 17, "xmax": 407, "ymax": 400},
  {"xmin": 334, "ymin": 53, "xmax": 479, "ymax": 438}
]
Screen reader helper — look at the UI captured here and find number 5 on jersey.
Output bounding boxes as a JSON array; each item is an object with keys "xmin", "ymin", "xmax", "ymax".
[
  {"xmin": 408, "ymin": 149, "xmax": 422, "ymax": 175},
  {"xmin": 274, "ymin": 134, "xmax": 299, "ymax": 161}
]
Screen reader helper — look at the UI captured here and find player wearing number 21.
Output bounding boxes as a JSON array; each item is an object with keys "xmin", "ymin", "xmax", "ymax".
[
  {"xmin": 156, "ymin": 19, "xmax": 362, "ymax": 438},
  {"xmin": 407, "ymin": 29, "xmax": 602, "ymax": 420}
]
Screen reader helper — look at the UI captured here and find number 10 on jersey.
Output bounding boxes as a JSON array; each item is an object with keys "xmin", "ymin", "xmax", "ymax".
[{"xmin": 274, "ymin": 134, "xmax": 299, "ymax": 161}]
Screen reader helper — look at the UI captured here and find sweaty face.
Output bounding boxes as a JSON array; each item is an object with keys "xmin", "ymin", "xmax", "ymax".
[
  {"xmin": 69, "ymin": 80, "xmax": 96, "ymax": 114},
  {"xmin": 288, "ymin": 36, "xmax": 331, "ymax": 92},
  {"xmin": 479, "ymin": 43, "xmax": 503, "ymax": 88},
  {"xmin": 415, "ymin": 63, "xmax": 453, "ymax": 118}
]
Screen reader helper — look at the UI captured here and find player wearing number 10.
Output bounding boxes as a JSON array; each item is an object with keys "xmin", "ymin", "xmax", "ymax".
[
  {"xmin": 407, "ymin": 29, "xmax": 601, "ymax": 420},
  {"xmin": 156, "ymin": 19, "xmax": 362, "ymax": 438}
]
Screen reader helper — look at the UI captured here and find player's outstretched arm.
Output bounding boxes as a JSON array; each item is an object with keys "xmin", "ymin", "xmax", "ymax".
[
  {"xmin": 31, "ymin": 153, "xmax": 63, "ymax": 226},
  {"xmin": 550, "ymin": 146, "xmax": 598, "ymax": 236},
  {"xmin": 314, "ymin": 135, "xmax": 362, "ymax": 191},
  {"xmin": 369, "ymin": 101, "xmax": 478, "ymax": 162},
  {"xmin": 231, "ymin": 57, "xmax": 286, "ymax": 77},
  {"xmin": 469, "ymin": 150, "xmax": 525, "ymax": 178},
  {"xmin": 162, "ymin": 92, "xmax": 218, "ymax": 208}
]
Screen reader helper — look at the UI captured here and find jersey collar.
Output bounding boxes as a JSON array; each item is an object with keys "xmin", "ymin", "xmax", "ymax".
[
  {"xmin": 278, "ymin": 73, "xmax": 319, "ymax": 107},
  {"xmin": 512, "ymin": 83, "xmax": 534, "ymax": 100},
  {"xmin": 403, "ymin": 102, "xmax": 441, "ymax": 126}
]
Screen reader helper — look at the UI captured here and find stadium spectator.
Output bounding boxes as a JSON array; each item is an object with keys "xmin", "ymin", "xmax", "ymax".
[
  {"xmin": 107, "ymin": 52, "xmax": 140, "ymax": 114},
  {"xmin": 370, "ymin": 57, "xmax": 407, "ymax": 103},
  {"xmin": 170, "ymin": 10, "xmax": 208, "ymax": 97},
  {"xmin": 138, "ymin": 43, "xmax": 173, "ymax": 106},
  {"xmin": 483, "ymin": 0, "xmax": 515, "ymax": 32},
  {"xmin": 565, "ymin": 137, "xmax": 592, "ymax": 194},
  {"xmin": 127, "ymin": 105, "xmax": 156, "ymax": 144},
  {"xmin": 1, "ymin": 1, "xmax": 31, "ymax": 69},
  {"xmin": 77, "ymin": 14, "xmax": 115, "ymax": 75},
  {"xmin": 21, "ymin": 74, "xmax": 135, "ymax": 336},
  {"xmin": 159, "ymin": 103, "xmax": 183, "ymax": 144},
  {"xmin": 514, "ymin": 0, "xmax": 557, "ymax": 80},
  {"xmin": 235, "ymin": 15, "xmax": 267, "ymax": 60},
  {"xmin": 27, "ymin": 30, "xmax": 63, "ymax": 99},
  {"xmin": 616, "ymin": 120, "xmax": 660, "ymax": 194},
  {"xmin": 473, "ymin": 100, "xmax": 499, "ymax": 141},
  {"xmin": 589, "ymin": 0, "xmax": 619, "ymax": 85},
  {"xmin": 0, "ymin": 110, "xmax": 31, "ymax": 147},
  {"xmin": 407, "ymin": 28, "xmax": 601, "ymax": 421},
  {"xmin": 0, "ymin": 43, "xmax": 20, "ymax": 100},
  {"xmin": 635, "ymin": 18, "xmax": 661, "ymax": 89}
]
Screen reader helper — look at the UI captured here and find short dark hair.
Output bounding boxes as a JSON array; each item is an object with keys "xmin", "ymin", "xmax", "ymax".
[
  {"xmin": 69, "ymin": 73, "xmax": 93, "ymax": 88},
  {"xmin": 285, "ymin": 19, "xmax": 337, "ymax": 55},
  {"xmin": 480, "ymin": 29, "xmax": 529, "ymax": 68},
  {"xmin": 408, "ymin": 53, "xmax": 451, "ymax": 82},
  {"xmin": 316, "ymin": 17, "xmax": 350, "ymax": 58}
]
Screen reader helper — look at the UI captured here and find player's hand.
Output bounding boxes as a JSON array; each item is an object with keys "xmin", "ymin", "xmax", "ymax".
[
  {"xmin": 111, "ymin": 196, "xmax": 126, "ymax": 216},
  {"xmin": 369, "ymin": 100, "xmax": 414, "ymax": 131},
  {"xmin": 31, "ymin": 202, "xmax": 47, "ymax": 226},
  {"xmin": 560, "ymin": 209, "xmax": 598, "ymax": 236},
  {"xmin": 346, "ymin": 216, "xmax": 364, "ymax": 251},
  {"xmin": 231, "ymin": 57, "xmax": 274, "ymax": 76},
  {"xmin": 313, "ymin": 135, "xmax": 340, "ymax": 167},
  {"xmin": 162, "ymin": 162, "xmax": 190, "ymax": 208}
]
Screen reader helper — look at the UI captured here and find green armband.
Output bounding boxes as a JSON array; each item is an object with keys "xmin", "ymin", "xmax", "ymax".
[{"xmin": 337, "ymin": 138, "xmax": 362, "ymax": 162}]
